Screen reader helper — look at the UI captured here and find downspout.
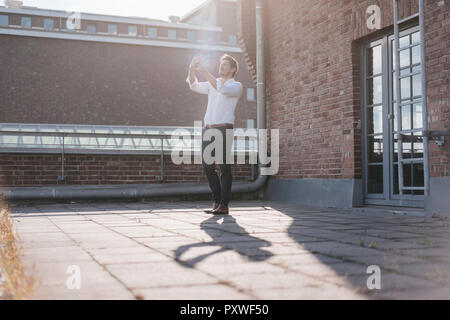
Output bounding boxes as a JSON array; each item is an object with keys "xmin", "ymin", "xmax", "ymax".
[
  {"xmin": 255, "ymin": 0, "xmax": 266, "ymax": 133},
  {"xmin": 1, "ymin": 0, "xmax": 268, "ymax": 201}
]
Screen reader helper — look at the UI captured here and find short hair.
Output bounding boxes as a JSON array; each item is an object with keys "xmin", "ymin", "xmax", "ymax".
[{"xmin": 220, "ymin": 54, "xmax": 239, "ymax": 77}]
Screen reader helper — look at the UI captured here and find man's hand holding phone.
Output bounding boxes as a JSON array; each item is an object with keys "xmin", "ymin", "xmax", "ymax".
[
  {"xmin": 190, "ymin": 56, "xmax": 202, "ymax": 71},
  {"xmin": 188, "ymin": 55, "xmax": 215, "ymax": 89}
]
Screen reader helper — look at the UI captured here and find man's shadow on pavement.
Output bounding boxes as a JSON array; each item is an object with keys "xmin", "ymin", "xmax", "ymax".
[{"xmin": 174, "ymin": 214, "xmax": 273, "ymax": 268}]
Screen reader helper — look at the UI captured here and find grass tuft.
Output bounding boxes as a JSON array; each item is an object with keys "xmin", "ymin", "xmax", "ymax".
[{"xmin": 0, "ymin": 196, "xmax": 35, "ymax": 299}]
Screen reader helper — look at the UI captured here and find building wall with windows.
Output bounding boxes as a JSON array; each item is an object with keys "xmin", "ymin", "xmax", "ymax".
[
  {"xmin": 0, "ymin": 4, "xmax": 258, "ymax": 190},
  {"xmin": 181, "ymin": 0, "xmax": 239, "ymax": 44},
  {"xmin": 0, "ymin": 5, "xmax": 256, "ymax": 128},
  {"xmin": 237, "ymin": 0, "xmax": 449, "ymax": 215}
]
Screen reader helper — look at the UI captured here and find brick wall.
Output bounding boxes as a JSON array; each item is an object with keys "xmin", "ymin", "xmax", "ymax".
[
  {"xmin": 216, "ymin": 1, "xmax": 240, "ymax": 42},
  {"xmin": 182, "ymin": 0, "xmax": 240, "ymax": 42},
  {"xmin": 425, "ymin": 0, "xmax": 450, "ymax": 178},
  {"xmin": 0, "ymin": 35, "xmax": 256, "ymax": 128},
  {"xmin": 0, "ymin": 154, "xmax": 254, "ymax": 187},
  {"xmin": 237, "ymin": 0, "xmax": 257, "ymax": 82},
  {"xmin": 0, "ymin": 7, "xmax": 260, "ymax": 188},
  {"xmin": 265, "ymin": 0, "xmax": 364, "ymax": 180},
  {"xmin": 237, "ymin": 0, "xmax": 449, "ymax": 180}
]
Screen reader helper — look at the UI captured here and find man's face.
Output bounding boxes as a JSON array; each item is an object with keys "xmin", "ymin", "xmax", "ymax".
[{"xmin": 218, "ymin": 59, "xmax": 235, "ymax": 78}]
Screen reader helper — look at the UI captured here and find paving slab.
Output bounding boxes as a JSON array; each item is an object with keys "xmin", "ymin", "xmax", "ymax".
[
  {"xmin": 105, "ymin": 262, "xmax": 218, "ymax": 289},
  {"xmin": 8, "ymin": 200, "xmax": 450, "ymax": 299},
  {"xmin": 133, "ymin": 284, "xmax": 252, "ymax": 300},
  {"xmin": 251, "ymin": 282, "xmax": 366, "ymax": 300}
]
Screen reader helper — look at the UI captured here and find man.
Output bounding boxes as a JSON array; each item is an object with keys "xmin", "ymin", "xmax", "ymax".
[{"xmin": 186, "ymin": 54, "xmax": 243, "ymax": 215}]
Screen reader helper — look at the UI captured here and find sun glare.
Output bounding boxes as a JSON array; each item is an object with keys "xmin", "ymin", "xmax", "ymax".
[{"xmin": 16, "ymin": 0, "xmax": 209, "ymax": 21}]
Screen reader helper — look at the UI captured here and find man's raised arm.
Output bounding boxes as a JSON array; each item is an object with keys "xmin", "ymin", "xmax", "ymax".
[
  {"xmin": 186, "ymin": 57, "xmax": 210, "ymax": 95},
  {"xmin": 196, "ymin": 63, "xmax": 218, "ymax": 91},
  {"xmin": 196, "ymin": 63, "xmax": 242, "ymax": 97}
]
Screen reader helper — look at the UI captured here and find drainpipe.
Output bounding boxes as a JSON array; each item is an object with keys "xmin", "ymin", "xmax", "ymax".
[
  {"xmin": 255, "ymin": 0, "xmax": 266, "ymax": 132},
  {"xmin": 1, "ymin": 0, "xmax": 268, "ymax": 202}
]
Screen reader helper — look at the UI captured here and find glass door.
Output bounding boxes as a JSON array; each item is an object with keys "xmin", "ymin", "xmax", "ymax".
[{"xmin": 362, "ymin": 26, "xmax": 426, "ymax": 207}]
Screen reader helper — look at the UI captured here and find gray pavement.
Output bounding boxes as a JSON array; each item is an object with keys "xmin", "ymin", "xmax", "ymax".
[{"xmin": 9, "ymin": 200, "xmax": 450, "ymax": 299}]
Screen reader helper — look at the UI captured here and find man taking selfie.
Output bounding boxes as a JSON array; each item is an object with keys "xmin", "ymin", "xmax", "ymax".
[{"xmin": 186, "ymin": 54, "xmax": 243, "ymax": 215}]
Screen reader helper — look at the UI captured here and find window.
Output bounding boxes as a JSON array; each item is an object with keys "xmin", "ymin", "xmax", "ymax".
[
  {"xmin": 361, "ymin": 26, "xmax": 426, "ymax": 204},
  {"xmin": 247, "ymin": 88, "xmax": 256, "ymax": 101},
  {"xmin": 108, "ymin": 24, "xmax": 117, "ymax": 34},
  {"xmin": 205, "ymin": 31, "xmax": 214, "ymax": 42},
  {"xmin": 199, "ymin": 53, "xmax": 212, "ymax": 67},
  {"xmin": 128, "ymin": 25, "xmax": 137, "ymax": 36},
  {"xmin": 168, "ymin": 29, "xmax": 176, "ymax": 39},
  {"xmin": 21, "ymin": 16, "xmax": 31, "ymax": 28},
  {"xmin": 87, "ymin": 25, "xmax": 96, "ymax": 33},
  {"xmin": 148, "ymin": 27, "xmax": 157, "ymax": 38},
  {"xmin": 43, "ymin": 18, "xmax": 54, "ymax": 29},
  {"xmin": 0, "ymin": 15, "xmax": 8, "ymax": 26},
  {"xmin": 229, "ymin": 35, "xmax": 237, "ymax": 44},
  {"xmin": 187, "ymin": 31, "xmax": 196, "ymax": 41}
]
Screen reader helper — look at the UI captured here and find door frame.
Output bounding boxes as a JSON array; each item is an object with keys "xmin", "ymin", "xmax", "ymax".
[{"xmin": 360, "ymin": 25, "xmax": 426, "ymax": 208}]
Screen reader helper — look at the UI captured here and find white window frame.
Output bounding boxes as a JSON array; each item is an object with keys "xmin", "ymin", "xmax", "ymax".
[
  {"xmin": 168, "ymin": 29, "xmax": 176, "ymax": 39},
  {"xmin": 229, "ymin": 34, "xmax": 237, "ymax": 44},
  {"xmin": 128, "ymin": 25, "xmax": 137, "ymax": 36},
  {"xmin": 21, "ymin": 16, "xmax": 31, "ymax": 28},
  {"xmin": 205, "ymin": 31, "xmax": 214, "ymax": 42},
  {"xmin": 108, "ymin": 24, "xmax": 117, "ymax": 34},
  {"xmin": 0, "ymin": 14, "xmax": 8, "ymax": 27},
  {"xmin": 43, "ymin": 18, "xmax": 54, "ymax": 30},
  {"xmin": 187, "ymin": 31, "xmax": 196, "ymax": 41},
  {"xmin": 87, "ymin": 25, "xmax": 96, "ymax": 33},
  {"xmin": 247, "ymin": 88, "xmax": 256, "ymax": 101},
  {"xmin": 147, "ymin": 27, "xmax": 157, "ymax": 38}
]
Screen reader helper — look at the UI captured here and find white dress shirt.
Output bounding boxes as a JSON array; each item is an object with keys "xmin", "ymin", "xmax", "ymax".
[{"xmin": 186, "ymin": 76, "xmax": 243, "ymax": 126}]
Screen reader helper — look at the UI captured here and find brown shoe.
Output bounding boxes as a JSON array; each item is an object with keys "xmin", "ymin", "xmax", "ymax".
[
  {"xmin": 212, "ymin": 204, "xmax": 229, "ymax": 215},
  {"xmin": 204, "ymin": 202, "xmax": 220, "ymax": 214}
]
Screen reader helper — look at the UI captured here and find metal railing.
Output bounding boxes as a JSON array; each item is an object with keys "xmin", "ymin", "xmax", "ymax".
[
  {"xmin": 0, "ymin": 124, "xmax": 259, "ymax": 182},
  {"xmin": 423, "ymin": 130, "xmax": 450, "ymax": 147}
]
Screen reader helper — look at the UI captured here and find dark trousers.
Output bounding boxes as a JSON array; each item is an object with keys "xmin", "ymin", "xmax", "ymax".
[{"xmin": 201, "ymin": 126, "xmax": 233, "ymax": 206}]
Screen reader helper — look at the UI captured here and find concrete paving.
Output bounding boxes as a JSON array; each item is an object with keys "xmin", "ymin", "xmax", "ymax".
[{"xmin": 8, "ymin": 200, "xmax": 450, "ymax": 300}]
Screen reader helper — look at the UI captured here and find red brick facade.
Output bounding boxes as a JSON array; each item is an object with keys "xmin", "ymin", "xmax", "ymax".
[
  {"xmin": 0, "ymin": 4, "xmax": 258, "ymax": 188},
  {"xmin": 237, "ymin": 0, "xmax": 449, "ymax": 181},
  {"xmin": 0, "ymin": 35, "xmax": 255, "ymax": 128},
  {"xmin": 182, "ymin": 0, "xmax": 240, "ymax": 44},
  {"xmin": 0, "ymin": 154, "xmax": 254, "ymax": 186},
  {"xmin": 425, "ymin": 0, "xmax": 450, "ymax": 178}
]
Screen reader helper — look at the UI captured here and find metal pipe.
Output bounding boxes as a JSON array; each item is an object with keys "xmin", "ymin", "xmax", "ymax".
[
  {"xmin": 59, "ymin": 134, "xmax": 66, "ymax": 182},
  {"xmin": 0, "ymin": 177, "xmax": 269, "ymax": 201},
  {"xmin": 255, "ymin": 0, "xmax": 269, "ymax": 185},
  {"xmin": 256, "ymin": 0, "xmax": 266, "ymax": 132},
  {"xmin": 160, "ymin": 137, "xmax": 164, "ymax": 181},
  {"xmin": 419, "ymin": 0, "xmax": 430, "ymax": 196},
  {"xmin": 393, "ymin": 0, "xmax": 404, "ymax": 196},
  {"xmin": 1, "ymin": 0, "xmax": 269, "ymax": 202}
]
